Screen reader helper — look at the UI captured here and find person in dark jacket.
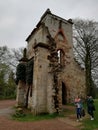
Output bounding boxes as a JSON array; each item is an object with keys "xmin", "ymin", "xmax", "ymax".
[{"xmin": 87, "ymin": 96, "xmax": 95, "ymax": 120}]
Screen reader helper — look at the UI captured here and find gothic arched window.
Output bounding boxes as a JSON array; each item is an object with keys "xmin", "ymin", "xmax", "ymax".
[{"xmin": 57, "ymin": 49, "xmax": 65, "ymax": 66}]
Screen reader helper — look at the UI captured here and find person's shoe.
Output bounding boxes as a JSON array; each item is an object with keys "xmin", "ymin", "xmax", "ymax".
[
  {"xmin": 80, "ymin": 118, "xmax": 83, "ymax": 121},
  {"xmin": 77, "ymin": 119, "xmax": 79, "ymax": 122},
  {"xmin": 91, "ymin": 117, "xmax": 94, "ymax": 120}
]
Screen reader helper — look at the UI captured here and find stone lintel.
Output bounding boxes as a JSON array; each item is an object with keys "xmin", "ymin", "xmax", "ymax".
[{"xmin": 34, "ymin": 42, "xmax": 49, "ymax": 49}]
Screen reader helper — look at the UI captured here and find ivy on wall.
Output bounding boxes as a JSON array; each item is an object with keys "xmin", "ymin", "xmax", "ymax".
[
  {"xmin": 26, "ymin": 58, "xmax": 34, "ymax": 85},
  {"xmin": 16, "ymin": 62, "xmax": 26, "ymax": 85}
]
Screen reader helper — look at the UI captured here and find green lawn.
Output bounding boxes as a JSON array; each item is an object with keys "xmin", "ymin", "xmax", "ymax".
[
  {"xmin": 12, "ymin": 113, "xmax": 58, "ymax": 121},
  {"xmin": 12, "ymin": 108, "xmax": 64, "ymax": 122},
  {"xmin": 81, "ymin": 99, "xmax": 98, "ymax": 130}
]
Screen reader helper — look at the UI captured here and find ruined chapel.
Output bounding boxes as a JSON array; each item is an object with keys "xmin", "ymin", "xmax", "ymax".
[{"xmin": 16, "ymin": 9, "xmax": 86, "ymax": 114}]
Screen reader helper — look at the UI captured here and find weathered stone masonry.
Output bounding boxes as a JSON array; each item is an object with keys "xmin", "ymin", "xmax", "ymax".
[{"xmin": 16, "ymin": 9, "xmax": 86, "ymax": 115}]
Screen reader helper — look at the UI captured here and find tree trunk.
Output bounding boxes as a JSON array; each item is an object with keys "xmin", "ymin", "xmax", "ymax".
[{"xmin": 85, "ymin": 49, "xmax": 95, "ymax": 96}]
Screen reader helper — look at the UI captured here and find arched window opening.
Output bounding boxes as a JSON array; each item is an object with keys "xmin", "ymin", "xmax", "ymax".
[
  {"xmin": 57, "ymin": 50, "xmax": 61, "ymax": 63},
  {"xmin": 57, "ymin": 49, "xmax": 65, "ymax": 66}
]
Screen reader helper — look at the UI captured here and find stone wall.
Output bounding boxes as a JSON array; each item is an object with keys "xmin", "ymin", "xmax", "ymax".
[{"xmin": 26, "ymin": 10, "xmax": 86, "ymax": 114}]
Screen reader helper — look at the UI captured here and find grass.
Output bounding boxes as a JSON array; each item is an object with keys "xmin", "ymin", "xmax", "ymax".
[
  {"xmin": 12, "ymin": 108, "xmax": 65, "ymax": 122},
  {"xmin": 81, "ymin": 99, "xmax": 98, "ymax": 130},
  {"xmin": 12, "ymin": 113, "xmax": 59, "ymax": 121}
]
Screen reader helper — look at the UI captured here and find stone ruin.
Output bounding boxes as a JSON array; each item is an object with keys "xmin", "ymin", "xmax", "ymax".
[{"xmin": 16, "ymin": 9, "xmax": 86, "ymax": 115}]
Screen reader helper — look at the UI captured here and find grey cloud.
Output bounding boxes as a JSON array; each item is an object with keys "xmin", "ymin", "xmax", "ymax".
[{"xmin": 0, "ymin": 0, "xmax": 98, "ymax": 48}]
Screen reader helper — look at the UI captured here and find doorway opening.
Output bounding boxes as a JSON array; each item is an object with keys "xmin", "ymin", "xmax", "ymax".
[{"xmin": 62, "ymin": 82, "xmax": 67, "ymax": 105}]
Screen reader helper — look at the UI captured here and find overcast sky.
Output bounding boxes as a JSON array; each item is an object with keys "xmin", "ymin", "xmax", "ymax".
[{"xmin": 0, "ymin": 0, "xmax": 98, "ymax": 49}]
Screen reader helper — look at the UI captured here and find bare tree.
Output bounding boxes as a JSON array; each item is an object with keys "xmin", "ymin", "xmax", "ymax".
[
  {"xmin": 0, "ymin": 46, "xmax": 23, "ymax": 70},
  {"xmin": 73, "ymin": 19, "xmax": 98, "ymax": 97}
]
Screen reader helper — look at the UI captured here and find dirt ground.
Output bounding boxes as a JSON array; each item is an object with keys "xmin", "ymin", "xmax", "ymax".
[{"xmin": 0, "ymin": 100, "xmax": 82, "ymax": 130}]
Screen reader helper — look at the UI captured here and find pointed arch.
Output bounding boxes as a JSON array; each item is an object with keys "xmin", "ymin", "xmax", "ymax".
[{"xmin": 54, "ymin": 29, "xmax": 68, "ymax": 43}]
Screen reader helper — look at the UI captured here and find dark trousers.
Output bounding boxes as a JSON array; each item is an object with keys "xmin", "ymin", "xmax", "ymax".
[
  {"xmin": 76, "ymin": 108, "xmax": 81, "ymax": 119},
  {"xmin": 87, "ymin": 106, "xmax": 94, "ymax": 118}
]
